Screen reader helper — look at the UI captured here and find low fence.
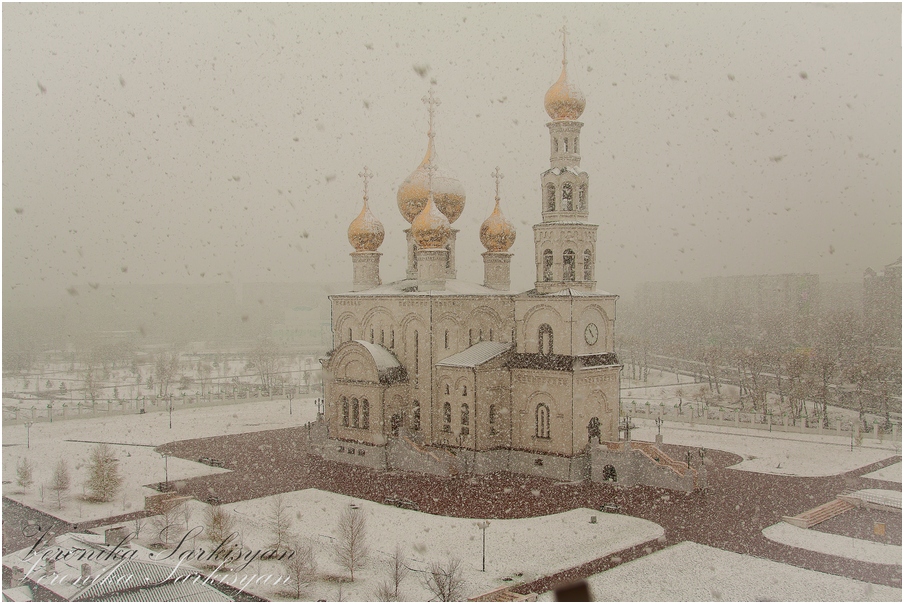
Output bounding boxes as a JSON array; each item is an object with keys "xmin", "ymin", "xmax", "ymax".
[
  {"xmin": 622, "ymin": 400, "xmax": 901, "ymax": 442},
  {"xmin": 2, "ymin": 387, "xmax": 323, "ymax": 425}
]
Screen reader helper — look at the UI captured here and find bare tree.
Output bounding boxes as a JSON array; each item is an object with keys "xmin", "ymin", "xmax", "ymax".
[
  {"xmin": 421, "ymin": 556, "xmax": 465, "ymax": 602},
  {"xmin": 249, "ymin": 338, "xmax": 283, "ymax": 393},
  {"xmin": 152, "ymin": 498, "xmax": 185, "ymax": 544},
  {"xmin": 376, "ymin": 544, "xmax": 410, "ymax": 601},
  {"xmin": 16, "ymin": 458, "xmax": 34, "ymax": 490},
  {"xmin": 283, "ymin": 539, "xmax": 317, "ymax": 599},
  {"xmin": 268, "ymin": 494, "xmax": 293, "ymax": 550},
  {"xmin": 154, "ymin": 351, "xmax": 180, "ymax": 398},
  {"xmin": 85, "ymin": 443, "xmax": 123, "ymax": 502},
  {"xmin": 132, "ymin": 516, "xmax": 146, "ymax": 540},
  {"xmin": 334, "ymin": 505, "xmax": 369, "ymax": 581},
  {"xmin": 49, "ymin": 459, "xmax": 71, "ymax": 510},
  {"xmin": 203, "ymin": 503, "xmax": 237, "ymax": 544}
]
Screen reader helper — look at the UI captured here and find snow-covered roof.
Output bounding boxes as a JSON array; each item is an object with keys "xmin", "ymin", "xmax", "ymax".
[
  {"xmin": 338, "ymin": 279, "xmax": 514, "ymax": 296},
  {"xmin": 355, "ymin": 340, "xmax": 402, "ymax": 371},
  {"xmin": 542, "ymin": 166, "xmax": 586, "ymax": 177},
  {"xmin": 520, "ymin": 287, "xmax": 617, "ymax": 297},
  {"xmin": 436, "ymin": 342, "xmax": 511, "ymax": 368}
]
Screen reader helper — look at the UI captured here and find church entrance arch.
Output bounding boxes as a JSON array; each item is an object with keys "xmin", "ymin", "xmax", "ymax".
[
  {"xmin": 390, "ymin": 413, "xmax": 403, "ymax": 437},
  {"xmin": 602, "ymin": 464, "xmax": 617, "ymax": 482}
]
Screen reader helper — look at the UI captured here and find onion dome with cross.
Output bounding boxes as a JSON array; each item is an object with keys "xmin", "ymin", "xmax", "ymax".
[
  {"xmin": 347, "ymin": 167, "xmax": 385, "ymax": 252},
  {"xmin": 410, "ymin": 161, "xmax": 452, "ymax": 249},
  {"xmin": 397, "ymin": 88, "xmax": 466, "ymax": 224},
  {"xmin": 544, "ymin": 26, "xmax": 585, "ymax": 121},
  {"xmin": 480, "ymin": 167, "xmax": 516, "ymax": 252}
]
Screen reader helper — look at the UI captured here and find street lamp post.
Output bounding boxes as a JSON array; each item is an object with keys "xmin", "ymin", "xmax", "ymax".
[
  {"xmin": 288, "ymin": 389, "xmax": 294, "ymax": 416},
  {"xmin": 160, "ymin": 453, "xmax": 169, "ymax": 487},
  {"xmin": 475, "ymin": 521, "xmax": 490, "ymax": 572},
  {"xmin": 168, "ymin": 395, "xmax": 173, "ymax": 429},
  {"xmin": 24, "ymin": 421, "xmax": 34, "ymax": 449}
]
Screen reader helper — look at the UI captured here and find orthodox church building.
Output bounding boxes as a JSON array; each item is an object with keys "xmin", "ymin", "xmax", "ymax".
[{"xmin": 316, "ymin": 35, "xmax": 699, "ymax": 489}]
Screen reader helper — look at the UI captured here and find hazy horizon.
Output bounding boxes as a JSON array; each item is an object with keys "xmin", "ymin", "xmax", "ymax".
[{"xmin": 4, "ymin": 3, "xmax": 901, "ymax": 310}]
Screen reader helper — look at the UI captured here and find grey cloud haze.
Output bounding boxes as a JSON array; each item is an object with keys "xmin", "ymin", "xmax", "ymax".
[{"xmin": 3, "ymin": 3, "xmax": 901, "ymax": 306}]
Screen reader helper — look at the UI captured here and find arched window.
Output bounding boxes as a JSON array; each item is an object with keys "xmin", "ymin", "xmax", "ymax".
[
  {"xmin": 539, "ymin": 324, "xmax": 553, "ymax": 355},
  {"xmin": 545, "ymin": 184, "xmax": 555, "ymax": 212},
  {"xmin": 443, "ymin": 402, "xmax": 452, "ymax": 433},
  {"xmin": 554, "ymin": 138, "xmax": 559, "ymax": 153},
  {"xmin": 489, "ymin": 404, "xmax": 498, "ymax": 435},
  {"xmin": 462, "ymin": 385, "xmax": 467, "ymax": 396},
  {"xmin": 351, "ymin": 398, "xmax": 360, "ymax": 428},
  {"xmin": 543, "ymin": 249, "xmax": 553, "ymax": 282},
  {"xmin": 361, "ymin": 399, "xmax": 370, "ymax": 429},
  {"xmin": 412, "ymin": 401, "xmax": 421, "ymax": 431},
  {"xmin": 583, "ymin": 249, "xmax": 593, "ymax": 281},
  {"xmin": 469, "ymin": 329, "xmax": 475, "ymax": 346},
  {"xmin": 563, "ymin": 138, "xmax": 569, "ymax": 153},
  {"xmin": 341, "ymin": 396, "xmax": 349, "ymax": 427},
  {"xmin": 461, "ymin": 404, "xmax": 470, "ymax": 436},
  {"xmin": 574, "ymin": 135, "xmax": 580, "ymax": 154},
  {"xmin": 347, "ymin": 328, "xmax": 352, "ymax": 342},
  {"xmin": 380, "ymin": 330, "xmax": 385, "ymax": 346},
  {"xmin": 370, "ymin": 328, "xmax": 374, "ymax": 343},
  {"xmin": 562, "ymin": 183, "xmax": 573, "ymax": 211},
  {"xmin": 445, "ymin": 244, "xmax": 451, "ymax": 269},
  {"xmin": 536, "ymin": 403, "xmax": 551, "ymax": 439},
  {"xmin": 412, "ymin": 244, "xmax": 418, "ymax": 269},
  {"xmin": 445, "ymin": 384, "xmax": 451, "ymax": 395},
  {"xmin": 444, "ymin": 330, "xmax": 449, "ymax": 349},
  {"xmin": 563, "ymin": 249, "xmax": 575, "ymax": 281},
  {"xmin": 578, "ymin": 185, "xmax": 587, "ymax": 211},
  {"xmin": 390, "ymin": 328, "xmax": 395, "ymax": 348}
]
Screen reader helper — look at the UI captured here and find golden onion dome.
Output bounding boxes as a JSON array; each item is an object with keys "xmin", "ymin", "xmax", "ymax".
[
  {"xmin": 397, "ymin": 140, "xmax": 466, "ymax": 224},
  {"xmin": 480, "ymin": 198, "xmax": 516, "ymax": 252},
  {"xmin": 544, "ymin": 63, "xmax": 585, "ymax": 121},
  {"xmin": 347, "ymin": 197, "xmax": 384, "ymax": 252},
  {"xmin": 411, "ymin": 194, "xmax": 451, "ymax": 249}
]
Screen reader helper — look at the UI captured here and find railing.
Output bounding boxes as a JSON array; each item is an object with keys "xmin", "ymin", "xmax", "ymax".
[{"xmin": 853, "ymin": 491, "xmax": 902, "ymax": 509}]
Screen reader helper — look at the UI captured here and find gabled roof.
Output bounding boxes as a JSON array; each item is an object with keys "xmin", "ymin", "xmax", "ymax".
[{"xmin": 437, "ymin": 342, "xmax": 511, "ymax": 368}]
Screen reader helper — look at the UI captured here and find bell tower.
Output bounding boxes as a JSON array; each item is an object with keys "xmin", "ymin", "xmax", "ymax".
[{"xmin": 534, "ymin": 27, "xmax": 598, "ymax": 295}]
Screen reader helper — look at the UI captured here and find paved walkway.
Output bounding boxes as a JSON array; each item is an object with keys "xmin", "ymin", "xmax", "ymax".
[{"xmin": 153, "ymin": 426, "xmax": 901, "ymax": 591}]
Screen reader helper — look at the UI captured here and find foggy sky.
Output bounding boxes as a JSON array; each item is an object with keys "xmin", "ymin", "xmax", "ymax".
[{"xmin": 3, "ymin": 3, "xmax": 901, "ymax": 307}]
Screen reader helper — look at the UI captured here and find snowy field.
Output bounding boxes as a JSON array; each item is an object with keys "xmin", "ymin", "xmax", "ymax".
[
  {"xmin": 762, "ymin": 522, "xmax": 901, "ymax": 566},
  {"xmin": 539, "ymin": 541, "xmax": 902, "ymax": 602},
  {"xmin": 132, "ymin": 488, "xmax": 664, "ymax": 602},
  {"xmin": 631, "ymin": 418, "xmax": 899, "ymax": 477},
  {"xmin": 2, "ymin": 396, "xmax": 318, "ymax": 522},
  {"xmin": 861, "ymin": 463, "xmax": 903, "ymax": 483}
]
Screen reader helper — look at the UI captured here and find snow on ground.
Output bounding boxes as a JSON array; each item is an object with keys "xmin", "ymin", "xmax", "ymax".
[
  {"xmin": 862, "ymin": 462, "xmax": 902, "ymax": 483},
  {"xmin": 153, "ymin": 488, "xmax": 664, "ymax": 602},
  {"xmin": 539, "ymin": 541, "xmax": 902, "ymax": 602},
  {"xmin": 631, "ymin": 418, "xmax": 899, "ymax": 477},
  {"xmin": 854, "ymin": 489, "xmax": 902, "ymax": 507},
  {"xmin": 2, "ymin": 397, "xmax": 318, "ymax": 523},
  {"xmin": 762, "ymin": 522, "xmax": 901, "ymax": 566}
]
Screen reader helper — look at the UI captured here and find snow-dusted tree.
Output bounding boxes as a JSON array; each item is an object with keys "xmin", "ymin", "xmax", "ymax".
[
  {"xmin": 153, "ymin": 351, "xmax": 180, "ymax": 397},
  {"xmin": 249, "ymin": 338, "xmax": 283, "ymax": 392},
  {"xmin": 268, "ymin": 494, "xmax": 293, "ymax": 550},
  {"xmin": 49, "ymin": 459, "xmax": 71, "ymax": 510},
  {"xmin": 283, "ymin": 539, "xmax": 317, "ymax": 599},
  {"xmin": 85, "ymin": 443, "xmax": 123, "ymax": 502},
  {"xmin": 421, "ymin": 556, "xmax": 465, "ymax": 602},
  {"xmin": 152, "ymin": 498, "xmax": 185, "ymax": 544},
  {"xmin": 334, "ymin": 505, "xmax": 369, "ymax": 581},
  {"xmin": 375, "ymin": 544, "xmax": 409, "ymax": 601},
  {"xmin": 203, "ymin": 503, "xmax": 237, "ymax": 544},
  {"xmin": 16, "ymin": 458, "xmax": 34, "ymax": 490}
]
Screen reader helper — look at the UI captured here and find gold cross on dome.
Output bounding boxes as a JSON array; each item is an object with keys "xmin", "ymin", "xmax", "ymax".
[
  {"xmin": 492, "ymin": 166, "xmax": 504, "ymax": 201},
  {"xmin": 560, "ymin": 24, "xmax": 569, "ymax": 66},
  {"xmin": 358, "ymin": 166, "xmax": 373, "ymax": 201},
  {"xmin": 422, "ymin": 87, "xmax": 441, "ymax": 140}
]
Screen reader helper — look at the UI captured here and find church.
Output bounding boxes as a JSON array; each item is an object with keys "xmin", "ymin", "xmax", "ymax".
[{"xmin": 316, "ymin": 35, "xmax": 699, "ymax": 489}]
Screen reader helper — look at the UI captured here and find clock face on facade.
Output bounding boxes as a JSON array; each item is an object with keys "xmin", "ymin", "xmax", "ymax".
[{"xmin": 584, "ymin": 323, "xmax": 599, "ymax": 346}]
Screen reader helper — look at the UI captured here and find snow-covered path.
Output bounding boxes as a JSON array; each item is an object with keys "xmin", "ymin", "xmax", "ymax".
[
  {"xmin": 763, "ymin": 522, "xmax": 901, "ymax": 566},
  {"xmin": 540, "ymin": 541, "xmax": 902, "ymax": 602}
]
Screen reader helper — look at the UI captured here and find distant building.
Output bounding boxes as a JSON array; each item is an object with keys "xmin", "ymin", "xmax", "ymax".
[{"xmin": 864, "ymin": 257, "xmax": 902, "ymax": 346}]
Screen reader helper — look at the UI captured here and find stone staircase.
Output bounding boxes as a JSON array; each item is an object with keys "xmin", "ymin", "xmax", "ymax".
[
  {"xmin": 393, "ymin": 433, "xmax": 462, "ymax": 477},
  {"xmin": 630, "ymin": 441, "xmax": 695, "ymax": 478},
  {"xmin": 782, "ymin": 493, "xmax": 856, "ymax": 529},
  {"xmin": 469, "ymin": 586, "xmax": 537, "ymax": 602}
]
